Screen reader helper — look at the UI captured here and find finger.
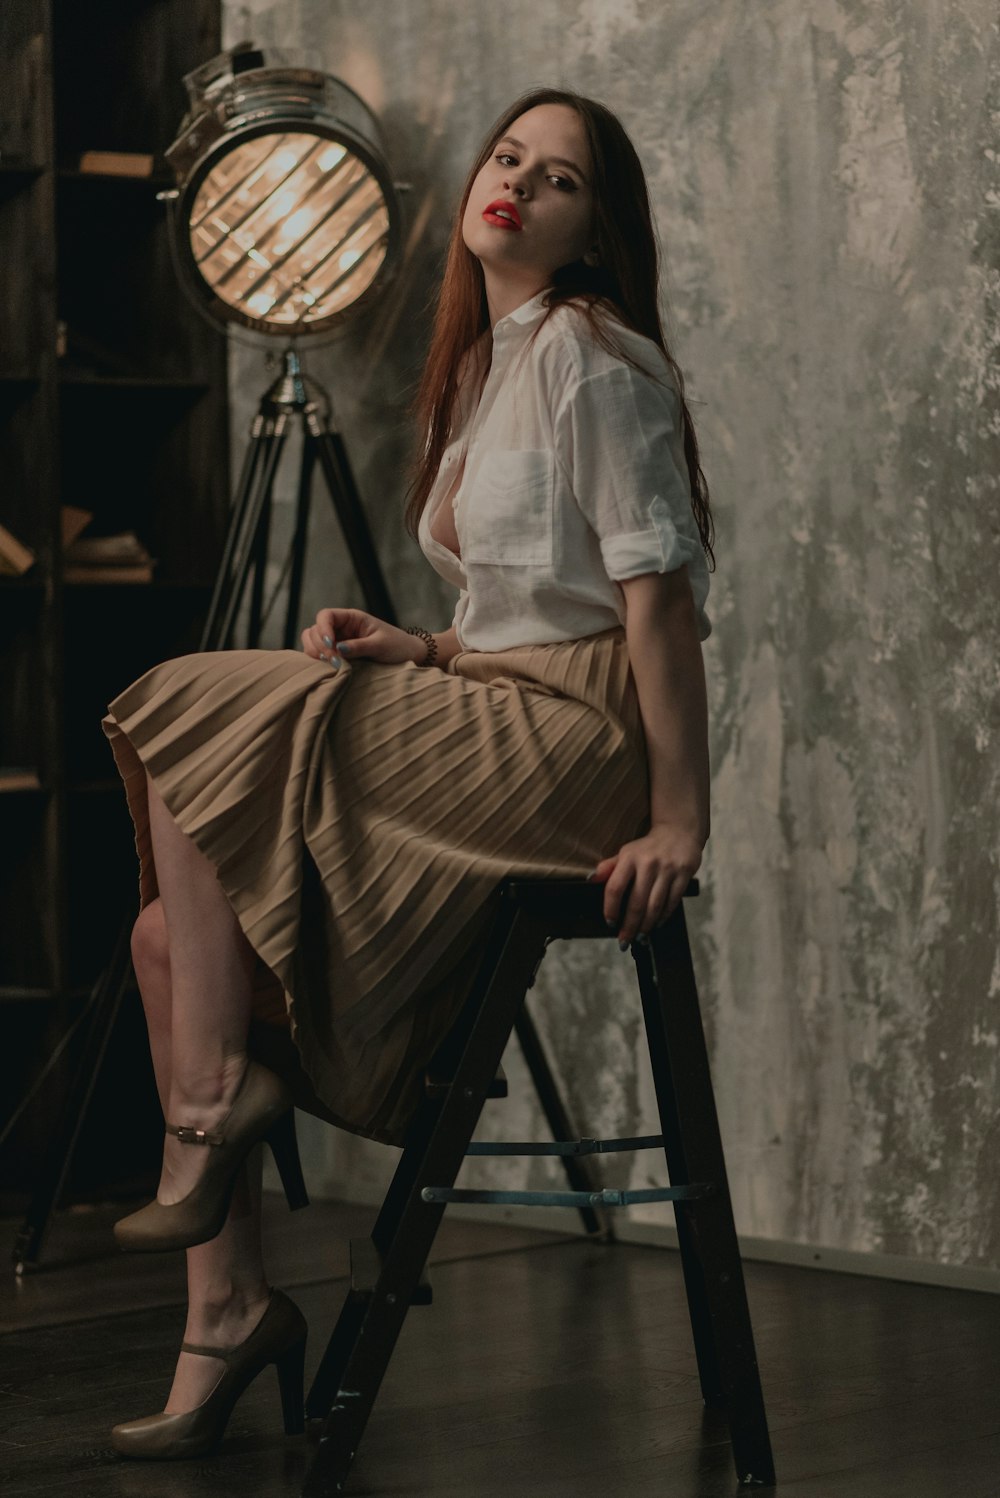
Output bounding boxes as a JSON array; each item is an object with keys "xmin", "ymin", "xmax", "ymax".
[
  {"xmin": 314, "ymin": 608, "xmax": 339, "ymax": 644},
  {"xmin": 310, "ymin": 626, "xmax": 332, "ymax": 661},
  {"xmin": 317, "ymin": 606, "xmax": 367, "ymax": 644},
  {"xmin": 324, "ymin": 607, "xmax": 373, "ymax": 643},
  {"xmin": 335, "ymin": 628, "xmax": 376, "ymax": 659},
  {"xmin": 301, "ymin": 626, "xmax": 325, "ymax": 660},
  {"xmin": 305, "ymin": 624, "xmax": 342, "ymax": 666},
  {"xmin": 662, "ymin": 870, "xmax": 691, "ymax": 923},
  {"xmin": 602, "ymin": 869, "xmax": 626, "ymax": 926},
  {"xmin": 618, "ymin": 878, "xmax": 655, "ymax": 944},
  {"xmin": 636, "ymin": 871, "xmax": 674, "ymax": 936},
  {"xmin": 604, "ymin": 870, "xmax": 638, "ymax": 931}
]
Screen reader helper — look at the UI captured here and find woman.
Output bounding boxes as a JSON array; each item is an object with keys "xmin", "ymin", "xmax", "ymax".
[{"xmin": 104, "ymin": 86, "xmax": 714, "ymax": 1458}]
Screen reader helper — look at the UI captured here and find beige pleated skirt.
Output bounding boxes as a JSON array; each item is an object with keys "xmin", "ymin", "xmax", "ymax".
[{"xmin": 102, "ymin": 625, "xmax": 651, "ymax": 1147}]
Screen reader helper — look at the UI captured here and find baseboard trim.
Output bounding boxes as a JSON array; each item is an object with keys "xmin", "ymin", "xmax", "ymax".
[
  {"xmin": 313, "ymin": 1175, "xmax": 1000, "ymax": 1295},
  {"xmin": 612, "ymin": 1214, "xmax": 1000, "ymax": 1296}
]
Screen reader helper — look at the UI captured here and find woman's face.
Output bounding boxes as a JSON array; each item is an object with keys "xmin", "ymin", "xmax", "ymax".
[{"xmin": 461, "ymin": 103, "xmax": 596, "ymax": 289}]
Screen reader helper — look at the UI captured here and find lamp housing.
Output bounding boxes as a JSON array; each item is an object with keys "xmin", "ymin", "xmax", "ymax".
[{"xmin": 162, "ymin": 43, "xmax": 403, "ymax": 342}]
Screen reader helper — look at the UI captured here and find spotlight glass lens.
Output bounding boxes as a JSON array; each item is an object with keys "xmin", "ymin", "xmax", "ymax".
[{"xmin": 188, "ymin": 130, "xmax": 390, "ymax": 328}]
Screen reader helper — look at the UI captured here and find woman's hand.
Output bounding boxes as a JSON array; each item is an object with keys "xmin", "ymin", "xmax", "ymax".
[
  {"xmin": 301, "ymin": 608, "xmax": 426, "ymax": 667},
  {"xmin": 589, "ymin": 822, "xmax": 704, "ymax": 945}
]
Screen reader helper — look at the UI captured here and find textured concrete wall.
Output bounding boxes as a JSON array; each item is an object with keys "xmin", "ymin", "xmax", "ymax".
[{"xmin": 222, "ymin": 2, "xmax": 1000, "ymax": 1268}]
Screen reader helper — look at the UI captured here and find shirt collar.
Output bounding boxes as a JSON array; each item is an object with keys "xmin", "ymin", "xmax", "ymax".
[{"xmin": 492, "ymin": 288, "xmax": 552, "ymax": 338}]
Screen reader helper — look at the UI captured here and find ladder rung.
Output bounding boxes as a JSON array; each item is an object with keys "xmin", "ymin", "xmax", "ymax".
[
  {"xmin": 420, "ymin": 1184, "xmax": 714, "ymax": 1208},
  {"xmin": 349, "ymin": 1236, "xmax": 433, "ymax": 1305},
  {"xmin": 465, "ymin": 1134, "xmax": 665, "ymax": 1157},
  {"xmin": 424, "ymin": 1061, "xmax": 508, "ymax": 1099}
]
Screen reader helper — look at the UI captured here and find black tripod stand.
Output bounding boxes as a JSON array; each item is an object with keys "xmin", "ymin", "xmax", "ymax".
[
  {"xmin": 203, "ymin": 347, "xmax": 398, "ymax": 651},
  {"xmin": 12, "ymin": 348, "xmax": 400, "ymax": 1271}
]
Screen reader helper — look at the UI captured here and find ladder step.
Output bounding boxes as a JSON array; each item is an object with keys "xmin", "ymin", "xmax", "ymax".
[
  {"xmin": 465, "ymin": 1133, "xmax": 665, "ymax": 1157},
  {"xmin": 348, "ymin": 1236, "xmax": 433, "ymax": 1305},
  {"xmin": 420, "ymin": 1184, "xmax": 715, "ymax": 1208},
  {"xmin": 424, "ymin": 1060, "xmax": 508, "ymax": 1098}
]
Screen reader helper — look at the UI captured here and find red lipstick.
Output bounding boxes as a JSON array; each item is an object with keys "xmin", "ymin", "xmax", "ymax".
[{"xmin": 483, "ymin": 199, "xmax": 522, "ymax": 230}]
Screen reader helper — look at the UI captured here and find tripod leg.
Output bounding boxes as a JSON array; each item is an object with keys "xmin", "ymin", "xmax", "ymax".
[
  {"xmin": 283, "ymin": 436, "xmax": 317, "ymax": 648},
  {"xmin": 307, "ymin": 415, "xmax": 397, "ymax": 625},
  {"xmin": 247, "ymin": 469, "xmax": 275, "ymax": 649},
  {"xmin": 217, "ymin": 418, "xmax": 288, "ymax": 650},
  {"xmin": 12, "ymin": 913, "xmax": 136, "ymax": 1271},
  {"xmin": 200, "ymin": 416, "xmax": 269, "ymax": 651}
]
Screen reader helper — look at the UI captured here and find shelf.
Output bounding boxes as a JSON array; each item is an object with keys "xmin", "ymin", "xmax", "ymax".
[
  {"xmin": 0, "ymin": 575, "xmax": 43, "ymax": 592},
  {"xmin": 1, "ymin": 0, "xmax": 228, "ymax": 1194},
  {"xmin": 58, "ymin": 374, "xmax": 212, "ymax": 392},
  {"xmin": 57, "ymin": 167, "xmax": 173, "ymax": 188},
  {"xmin": 0, "ymin": 984, "xmax": 93, "ymax": 1004},
  {"xmin": 62, "ymin": 577, "xmax": 213, "ymax": 591}
]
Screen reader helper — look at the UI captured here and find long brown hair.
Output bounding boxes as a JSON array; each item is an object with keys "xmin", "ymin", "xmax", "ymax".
[{"xmin": 403, "ymin": 87, "xmax": 715, "ymax": 570}]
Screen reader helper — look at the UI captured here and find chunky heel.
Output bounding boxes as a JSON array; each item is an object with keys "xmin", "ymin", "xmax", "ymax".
[
  {"xmin": 113, "ymin": 1059, "xmax": 298, "ymax": 1254},
  {"xmin": 266, "ymin": 1108, "xmax": 310, "ymax": 1211},
  {"xmin": 110, "ymin": 1288, "xmax": 309, "ymax": 1459},
  {"xmin": 274, "ymin": 1335, "xmax": 307, "ymax": 1435}
]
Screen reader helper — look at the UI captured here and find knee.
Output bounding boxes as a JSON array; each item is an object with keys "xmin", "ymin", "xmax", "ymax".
[{"xmin": 131, "ymin": 899, "xmax": 170, "ymax": 1001}]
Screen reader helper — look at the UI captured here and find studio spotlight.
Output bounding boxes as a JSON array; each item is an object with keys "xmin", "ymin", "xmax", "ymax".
[
  {"xmin": 158, "ymin": 42, "xmax": 404, "ymax": 650},
  {"xmin": 164, "ymin": 41, "xmax": 403, "ymax": 340}
]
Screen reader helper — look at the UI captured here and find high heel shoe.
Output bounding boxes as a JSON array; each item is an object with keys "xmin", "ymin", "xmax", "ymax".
[
  {"xmin": 114, "ymin": 1058, "xmax": 310, "ymax": 1253},
  {"xmin": 110, "ymin": 1287, "xmax": 307, "ymax": 1460}
]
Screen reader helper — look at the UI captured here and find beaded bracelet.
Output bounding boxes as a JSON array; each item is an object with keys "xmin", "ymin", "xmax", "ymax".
[{"xmin": 404, "ymin": 624, "xmax": 438, "ymax": 668}]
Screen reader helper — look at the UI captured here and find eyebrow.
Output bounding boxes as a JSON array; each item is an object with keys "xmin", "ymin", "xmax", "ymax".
[{"xmin": 498, "ymin": 136, "xmax": 588, "ymax": 181}]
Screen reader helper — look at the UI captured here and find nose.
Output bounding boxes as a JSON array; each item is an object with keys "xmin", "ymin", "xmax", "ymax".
[{"xmin": 501, "ymin": 171, "xmax": 530, "ymax": 199}]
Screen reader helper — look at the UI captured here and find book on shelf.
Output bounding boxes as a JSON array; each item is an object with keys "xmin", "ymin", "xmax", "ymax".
[
  {"xmin": 63, "ymin": 563, "xmax": 155, "ymax": 584},
  {"xmin": 60, "ymin": 506, "xmax": 93, "ymax": 550},
  {"xmin": 0, "ymin": 768, "xmax": 42, "ymax": 793},
  {"xmin": 64, "ymin": 530, "xmax": 153, "ymax": 566},
  {"xmin": 62, "ymin": 525, "xmax": 156, "ymax": 583},
  {"xmin": 0, "ymin": 521, "xmax": 35, "ymax": 576},
  {"xmin": 78, "ymin": 150, "xmax": 154, "ymax": 178}
]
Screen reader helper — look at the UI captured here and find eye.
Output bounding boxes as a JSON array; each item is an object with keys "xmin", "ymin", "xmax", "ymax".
[{"xmin": 494, "ymin": 152, "xmax": 577, "ymax": 192}]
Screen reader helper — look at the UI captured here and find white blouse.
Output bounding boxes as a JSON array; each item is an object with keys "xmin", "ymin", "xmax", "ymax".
[{"xmin": 417, "ymin": 289, "xmax": 712, "ymax": 651}]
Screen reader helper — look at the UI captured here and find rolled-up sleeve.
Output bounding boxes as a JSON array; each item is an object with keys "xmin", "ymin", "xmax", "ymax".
[{"xmin": 556, "ymin": 363, "xmax": 704, "ymax": 572}]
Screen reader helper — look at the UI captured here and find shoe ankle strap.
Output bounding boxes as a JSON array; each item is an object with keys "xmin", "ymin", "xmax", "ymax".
[
  {"xmin": 179, "ymin": 1291, "xmax": 277, "ymax": 1360},
  {"xmin": 165, "ymin": 1123, "xmax": 225, "ymax": 1146},
  {"xmin": 180, "ymin": 1338, "xmax": 235, "ymax": 1360}
]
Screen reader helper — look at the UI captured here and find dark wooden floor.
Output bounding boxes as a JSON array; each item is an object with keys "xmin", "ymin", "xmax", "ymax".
[{"xmin": 2, "ymin": 1196, "xmax": 999, "ymax": 1497}]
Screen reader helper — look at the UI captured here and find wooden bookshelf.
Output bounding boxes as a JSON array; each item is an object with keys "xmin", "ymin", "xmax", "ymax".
[{"xmin": 0, "ymin": 0, "xmax": 228, "ymax": 1202}]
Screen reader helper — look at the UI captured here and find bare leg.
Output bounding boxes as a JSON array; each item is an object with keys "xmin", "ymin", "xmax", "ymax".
[
  {"xmin": 145, "ymin": 773, "xmax": 257, "ymax": 1207},
  {"xmin": 169, "ymin": 1150, "xmax": 271, "ymax": 1414},
  {"xmin": 132, "ymin": 899, "xmax": 271, "ymax": 1414}
]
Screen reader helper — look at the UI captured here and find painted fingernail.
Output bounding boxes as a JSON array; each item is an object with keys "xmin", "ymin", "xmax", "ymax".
[
  {"xmin": 329, "ymin": 657, "xmax": 341, "ymax": 670},
  {"xmin": 636, "ymin": 933, "xmax": 649, "ymax": 947},
  {"xmin": 322, "ymin": 635, "xmax": 333, "ymax": 646},
  {"xmin": 618, "ymin": 938, "xmax": 629, "ymax": 952},
  {"xmin": 337, "ymin": 643, "xmax": 350, "ymax": 654}
]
